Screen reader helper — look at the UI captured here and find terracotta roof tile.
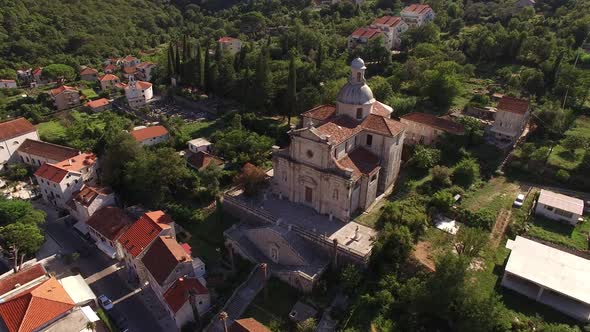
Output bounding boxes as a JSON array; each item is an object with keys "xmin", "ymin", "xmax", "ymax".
[
  {"xmin": 402, "ymin": 4, "xmax": 433, "ymax": 14},
  {"xmin": 99, "ymin": 74, "xmax": 119, "ymax": 82},
  {"xmin": 123, "ymin": 55, "xmax": 138, "ymax": 62},
  {"xmin": 17, "ymin": 139, "xmax": 79, "ymax": 162},
  {"xmin": 135, "ymin": 81, "xmax": 152, "ymax": 89},
  {"xmin": 86, "ymin": 207, "xmax": 133, "ymax": 242},
  {"xmin": 80, "ymin": 67, "xmax": 98, "ymax": 76},
  {"xmin": 52, "ymin": 153, "xmax": 97, "ymax": 172},
  {"xmin": 336, "ymin": 147, "xmax": 380, "ymax": 179},
  {"xmin": 0, "ymin": 264, "xmax": 46, "ymax": 297},
  {"xmin": 301, "ymin": 105, "xmax": 336, "ymax": 121},
  {"xmin": 85, "ymin": 98, "xmax": 110, "ymax": 109},
  {"xmin": 131, "ymin": 126, "xmax": 168, "ymax": 142},
  {"xmin": 497, "ymin": 96, "xmax": 530, "ymax": 115},
  {"xmin": 123, "ymin": 67, "xmax": 137, "ymax": 74},
  {"xmin": 50, "ymin": 85, "xmax": 78, "ymax": 96},
  {"xmin": 372, "ymin": 16, "xmax": 403, "ymax": 27},
  {"xmin": 371, "ymin": 101, "xmax": 392, "ymax": 117},
  {"xmin": 164, "ymin": 278, "xmax": 208, "ymax": 313},
  {"xmin": 0, "ymin": 277, "xmax": 75, "ymax": 332},
  {"xmin": 219, "ymin": 37, "xmax": 238, "ymax": 43},
  {"xmin": 187, "ymin": 151, "xmax": 224, "ymax": 171},
  {"xmin": 72, "ymin": 185, "xmax": 112, "ymax": 208},
  {"xmin": 350, "ymin": 27, "xmax": 383, "ymax": 39},
  {"xmin": 118, "ymin": 211, "xmax": 172, "ymax": 257},
  {"xmin": 103, "ymin": 64, "xmax": 117, "ymax": 71},
  {"xmin": 316, "ymin": 116, "xmax": 362, "ymax": 144},
  {"xmin": 360, "ymin": 114, "xmax": 405, "ymax": 137},
  {"xmin": 142, "ymin": 236, "xmax": 192, "ymax": 286},
  {"xmin": 34, "ymin": 163, "xmax": 70, "ymax": 183},
  {"xmin": 0, "ymin": 118, "xmax": 36, "ymax": 141},
  {"xmin": 401, "ymin": 112, "xmax": 465, "ymax": 135},
  {"xmin": 230, "ymin": 318, "xmax": 271, "ymax": 332}
]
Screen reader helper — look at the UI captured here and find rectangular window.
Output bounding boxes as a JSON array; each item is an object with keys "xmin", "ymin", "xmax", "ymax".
[
  {"xmin": 366, "ymin": 134, "xmax": 373, "ymax": 146},
  {"xmin": 356, "ymin": 108, "xmax": 363, "ymax": 120}
]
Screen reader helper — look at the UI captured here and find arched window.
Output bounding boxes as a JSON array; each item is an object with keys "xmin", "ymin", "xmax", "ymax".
[
  {"xmin": 356, "ymin": 72, "xmax": 361, "ymax": 82},
  {"xmin": 12, "ymin": 141, "xmax": 19, "ymax": 145}
]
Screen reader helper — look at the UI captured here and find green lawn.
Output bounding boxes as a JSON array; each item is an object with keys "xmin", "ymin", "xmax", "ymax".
[
  {"xmin": 527, "ymin": 216, "xmax": 589, "ymax": 250},
  {"xmin": 36, "ymin": 120, "xmax": 67, "ymax": 143},
  {"xmin": 547, "ymin": 116, "xmax": 590, "ymax": 171},
  {"xmin": 81, "ymin": 88, "xmax": 98, "ymax": 99},
  {"xmin": 181, "ymin": 120, "xmax": 218, "ymax": 139},
  {"xmin": 461, "ymin": 177, "xmax": 522, "ymax": 215}
]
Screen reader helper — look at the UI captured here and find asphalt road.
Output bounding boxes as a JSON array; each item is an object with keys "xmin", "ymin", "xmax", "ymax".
[{"xmin": 38, "ymin": 202, "xmax": 163, "ymax": 332}]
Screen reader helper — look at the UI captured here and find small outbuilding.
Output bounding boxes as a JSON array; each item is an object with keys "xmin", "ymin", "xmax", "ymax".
[{"xmin": 535, "ymin": 189, "xmax": 584, "ymax": 225}]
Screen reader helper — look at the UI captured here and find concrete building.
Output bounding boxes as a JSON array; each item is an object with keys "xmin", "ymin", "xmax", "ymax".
[
  {"xmin": 502, "ymin": 236, "xmax": 590, "ymax": 321},
  {"xmin": 163, "ymin": 277, "xmax": 210, "ymax": 329},
  {"xmin": 136, "ymin": 62, "xmax": 157, "ymax": 82},
  {"xmin": 34, "ymin": 153, "xmax": 99, "ymax": 209},
  {"xmin": 98, "ymin": 74, "xmax": 120, "ymax": 91},
  {"xmin": 0, "ymin": 118, "xmax": 39, "ymax": 170},
  {"xmin": 79, "ymin": 67, "xmax": 98, "ymax": 81},
  {"xmin": 401, "ymin": 4, "xmax": 435, "ymax": 27},
  {"xmin": 400, "ymin": 112, "xmax": 465, "ymax": 145},
  {"xmin": 87, "ymin": 206, "xmax": 133, "ymax": 259},
  {"xmin": 117, "ymin": 211, "xmax": 176, "ymax": 284},
  {"xmin": 50, "ymin": 85, "xmax": 81, "ymax": 111},
  {"xmin": 348, "ymin": 27, "xmax": 383, "ymax": 50},
  {"xmin": 490, "ymin": 96, "xmax": 530, "ymax": 143},
  {"xmin": 131, "ymin": 125, "xmax": 170, "ymax": 146},
  {"xmin": 271, "ymin": 58, "xmax": 405, "ymax": 222},
  {"xmin": 535, "ymin": 189, "xmax": 584, "ymax": 225},
  {"xmin": 124, "ymin": 79, "xmax": 153, "ymax": 109},
  {"xmin": 0, "ymin": 80, "xmax": 17, "ymax": 89},
  {"xmin": 67, "ymin": 185, "xmax": 116, "ymax": 226},
  {"xmin": 121, "ymin": 55, "xmax": 141, "ymax": 68},
  {"xmin": 188, "ymin": 138, "xmax": 212, "ymax": 154},
  {"xmin": 218, "ymin": 37, "xmax": 243, "ymax": 55},
  {"xmin": 16, "ymin": 139, "xmax": 80, "ymax": 168},
  {"xmin": 370, "ymin": 16, "xmax": 408, "ymax": 50}
]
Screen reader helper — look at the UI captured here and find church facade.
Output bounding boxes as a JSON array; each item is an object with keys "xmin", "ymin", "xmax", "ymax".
[{"xmin": 271, "ymin": 58, "xmax": 406, "ymax": 222}]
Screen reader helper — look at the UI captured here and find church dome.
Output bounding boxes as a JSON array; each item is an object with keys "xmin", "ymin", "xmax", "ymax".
[
  {"xmin": 336, "ymin": 83, "xmax": 375, "ymax": 105},
  {"xmin": 351, "ymin": 57, "xmax": 366, "ymax": 70}
]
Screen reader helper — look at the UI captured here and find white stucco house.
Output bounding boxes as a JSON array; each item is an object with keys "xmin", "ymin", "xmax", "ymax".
[
  {"xmin": 124, "ymin": 79, "xmax": 153, "ymax": 109},
  {"xmin": 0, "ymin": 80, "xmax": 17, "ymax": 89},
  {"xmin": 370, "ymin": 16, "xmax": 409, "ymax": 50},
  {"xmin": 131, "ymin": 125, "xmax": 170, "ymax": 146},
  {"xmin": 535, "ymin": 189, "xmax": 584, "ymax": 225},
  {"xmin": 0, "ymin": 117, "xmax": 39, "ymax": 170},
  {"xmin": 401, "ymin": 4, "xmax": 435, "ymax": 28}
]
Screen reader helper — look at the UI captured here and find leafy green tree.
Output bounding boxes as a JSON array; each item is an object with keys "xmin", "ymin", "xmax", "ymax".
[
  {"xmin": 296, "ymin": 318, "xmax": 317, "ymax": 332},
  {"xmin": 367, "ymin": 76, "xmax": 393, "ymax": 101},
  {"xmin": 534, "ymin": 101, "xmax": 573, "ymax": 137},
  {"xmin": 453, "ymin": 226, "xmax": 488, "ymax": 258},
  {"xmin": 412, "ymin": 145, "xmax": 441, "ymax": 169},
  {"xmin": 562, "ymin": 135, "xmax": 586, "ymax": 155},
  {"xmin": 452, "ymin": 158, "xmax": 480, "ymax": 188},
  {"xmin": 372, "ymin": 224, "xmax": 414, "ymax": 273},
  {"xmin": 167, "ymin": 42, "xmax": 175, "ymax": 78},
  {"xmin": 42, "ymin": 64, "xmax": 76, "ymax": 81},
  {"xmin": 211, "ymin": 128, "xmax": 273, "ymax": 167},
  {"xmin": 0, "ymin": 199, "xmax": 46, "ymax": 226},
  {"xmin": 420, "ymin": 66, "xmax": 463, "ymax": 108},
  {"xmin": 254, "ymin": 48, "xmax": 272, "ymax": 111},
  {"xmin": 0, "ymin": 223, "xmax": 44, "ymax": 272},
  {"xmin": 196, "ymin": 44, "xmax": 204, "ymax": 89},
  {"xmin": 521, "ymin": 67, "xmax": 545, "ymax": 97},
  {"xmin": 431, "ymin": 165, "xmax": 452, "ymax": 187},
  {"xmin": 431, "ymin": 190, "xmax": 454, "ymax": 212},
  {"xmin": 340, "ymin": 264, "xmax": 362, "ymax": 295}
]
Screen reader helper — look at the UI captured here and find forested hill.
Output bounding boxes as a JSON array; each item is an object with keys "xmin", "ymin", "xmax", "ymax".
[{"xmin": 0, "ymin": 0, "xmax": 182, "ymax": 67}]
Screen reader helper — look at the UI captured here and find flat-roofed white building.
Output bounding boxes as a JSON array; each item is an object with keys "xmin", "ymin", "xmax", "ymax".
[
  {"xmin": 502, "ymin": 236, "xmax": 590, "ymax": 321},
  {"xmin": 535, "ymin": 189, "xmax": 584, "ymax": 225},
  {"xmin": 188, "ymin": 138, "xmax": 212, "ymax": 153}
]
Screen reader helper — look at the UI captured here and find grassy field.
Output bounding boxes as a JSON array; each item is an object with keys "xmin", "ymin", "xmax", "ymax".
[
  {"xmin": 180, "ymin": 120, "xmax": 219, "ymax": 139},
  {"xmin": 461, "ymin": 177, "xmax": 523, "ymax": 215},
  {"xmin": 527, "ymin": 216, "xmax": 589, "ymax": 250},
  {"xmin": 36, "ymin": 120, "xmax": 67, "ymax": 142},
  {"xmin": 547, "ymin": 116, "xmax": 590, "ymax": 170},
  {"xmin": 81, "ymin": 88, "xmax": 98, "ymax": 99}
]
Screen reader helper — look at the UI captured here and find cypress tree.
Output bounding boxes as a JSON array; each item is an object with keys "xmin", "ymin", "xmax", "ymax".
[
  {"xmin": 167, "ymin": 42, "xmax": 175, "ymax": 78},
  {"xmin": 215, "ymin": 41, "xmax": 223, "ymax": 64},
  {"xmin": 317, "ymin": 43, "xmax": 325, "ymax": 70},
  {"xmin": 175, "ymin": 44, "xmax": 181, "ymax": 79},
  {"xmin": 286, "ymin": 51, "xmax": 297, "ymax": 126},
  {"xmin": 254, "ymin": 48, "xmax": 271, "ymax": 111},
  {"xmin": 196, "ymin": 44, "xmax": 204, "ymax": 89},
  {"xmin": 204, "ymin": 46, "xmax": 211, "ymax": 92}
]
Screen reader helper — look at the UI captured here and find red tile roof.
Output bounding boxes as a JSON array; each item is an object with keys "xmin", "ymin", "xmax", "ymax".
[
  {"xmin": 50, "ymin": 85, "xmax": 78, "ymax": 96},
  {"xmin": 0, "ymin": 79, "xmax": 16, "ymax": 83},
  {"xmin": 316, "ymin": 116, "xmax": 362, "ymax": 145},
  {"xmin": 99, "ymin": 74, "xmax": 119, "ymax": 82},
  {"xmin": 181, "ymin": 243, "xmax": 192, "ymax": 256},
  {"xmin": 163, "ymin": 278, "xmax": 208, "ymax": 313},
  {"xmin": 373, "ymin": 16, "xmax": 403, "ymax": 27},
  {"xmin": 34, "ymin": 163, "xmax": 69, "ymax": 183},
  {"xmin": 336, "ymin": 147, "xmax": 380, "ymax": 179},
  {"xmin": 142, "ymin": 236, "xmax": 191, "ymax": 286},
  {"xmin": 131, "ymin": 126, "xmax": 169, "ymax": 142},
  {"xmin": 0, "ymin": 277, "xmax": 75, "ymax": 332},
  {"xmin": 85, "ymin": 98, "xmax": 110, "ymax": 109},
  {"xmin": 350, "ymin": 27, "xmax": 382, "ymax": 39},
  {"xmin": 136, "ymin": 62, "xmax": 155, "ymax": 69},
  {"xmin": 401, "ymin": 112, "xmax": 465, "ymax": 135},
  {"xmin": 80, "ymin": 67, "xmax": 97, "ymax": 76},
  {"xmin": 52, "ymin": 152, "xmax": 97, "ymax": 172},
  {"xmin": 371, "ymin": 101, "xmax": 392, "ymax": 117},
  {"xmin": 123, "ymin": 67, "xmax": 137, "ymax": 75},
  {"xmin": 0, "ymin": 118, "xmax": 36, "ymax": 141},
  {"xmin": 16, "ymin": 139, "xmax": 79, "ymax": 162},
  {"xmin": 187, "ymin": 151, "xmax": 224, "ymax": 171},
  {"xmin": 118, "ymin": 211, "xmax": 172, "ymax": 257},
  {"xmin": 123, "ymin": 55, "xmax": 138, "ymax": 62},
  {"xmin": 0, "ymin": 264, "xmax": 46, "ymax": 297},
  {"xmin": 301, "ymin": 105, "xmax": 336, "ymax": 121},
  {"xmin": 360, "ymin": 114, "xmax": 405, "ymax": 137},
  {"xmin": 136, "ymin": 81, "xmax": 152, "ymax": 89},
  {"xmin": 219, "ymin": 37, "xmax": 238, "ymax": 43},
  {"xmin": 103, "ymin": 64, "xmax": 117, "ymax": 72},
  {"xmin": 72, "ymin": 185, "xmax": 112, "ymax": 208},
  {"xmin": 230, "ymin": 318, "xmax": 271, "ymax": 332},
  {"xmin": 86, "ymin": 207, "xmax": 133, "ymax": 242},
  {"xmin": 402, "ymin": 4, "xmax": 433, "ymax": 14},
  {"xmin": 497, "ymin": 96, "xmax": 530, "ymax": 115}
]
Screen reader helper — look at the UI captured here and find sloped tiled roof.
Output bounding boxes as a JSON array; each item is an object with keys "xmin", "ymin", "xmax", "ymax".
[
  {"xmin": 131, "ymin": 126, "xmax": 169, "ymax": 142},
  {"xmin": 301, "ymin": 105, "xmax": 336, "ymax": 121},
  {"xmin": 373, "ymin": 16, "xmax": 403, "ymax": 27},
  {"xmin": 34, "ymin": 163, "xmax": 70, "ymax": 183},
  {"xmin": 0, "ymin": 264, "xmax": 46, "ymax": 297},
  {"xmin": 142, "ymin": 236, "xmax": 192, "ymax": 286},
  {"xmin": 230, "ymin": 318, "xmax": 271, "ymax": 332},
  {"xmin": 497, "ymin": 96, "xmax": 530, "ymax": 115},
  {"xmin": 401, "ymin": 112, "xmax": 465, "ymax": 135},
  {"xmin": 316, "ymin": 116, "xmax": 362, "ymax": 145},
  {"xmin": 52, "ymin": 153, "xmax": 97, "ymax": 172},
  {"xmin": 122, "ymin": 67, "xmax": 137, "ymax": 75},
  {"xmin": 99, "ymin": 74, "xmax": 119, "ymax": 82},
  {"xmin": 72, "ymin": 185, "xmax": 112, "ymax": 208},
  {"xmin": 50, "ymin": 86, "xmax": 78, "ymax": 96},
  {"xmin": 336, "ymin": 147, "xmax": 380, "ymax": 179},
  {"xmin": 86, "ymin": 207, "xmax": 133, "ymax": 242},
  {"xmin": 79, "ymin": 67, "xmax": 97, "ymax": 76},
  {"xmin": 0, "ymin": 118, "xmax": 36, "ymax": 141},
  {"xmin": 350, "ymin": 27, "xmax": 382, "ymax": 39},
  {"xmin": 16, "ymin": 139, "xmax": 79, "ymax": 162},
  {"xmin": 163, "ymin": 278, "xmax": 208, "ymax": 313},
  {"xmin": 85, "ymin": 98, "xmax": 110, "ymax": 109},
  {"xmin": 0, "ymin": 277, "xmax": 75, "ymax": 332},
  {"xmin": 402, "ymin": 4, "xmax": 433, "ymax": 14},
  {"xmin": 187, "ymin": 151, "xmax": 224, "ymax": 171},
  {"xmin": 219, "ymin": 36, "xmax": 238, "ymax": 43},
  {"xmin": 360, "ymin": 114, "xmax": 405, "ymax": 137},
  {"xmin": 118, "ymin": 211, "xmax": 172, "ymax": 257},
  {"xmin": 135, "ymin": 81, "xmax": 152, "ymax": 89}
]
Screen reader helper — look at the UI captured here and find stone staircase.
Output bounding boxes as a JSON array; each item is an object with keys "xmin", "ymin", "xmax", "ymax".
[{"xmin": 205, "ymin": 264, "xmax": 268, "ymax": 332}]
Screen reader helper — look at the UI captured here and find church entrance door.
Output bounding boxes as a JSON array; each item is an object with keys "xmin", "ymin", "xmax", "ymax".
[{"xmin": 304, "ymin": 186, "xmax": 313, "ymax": 204}]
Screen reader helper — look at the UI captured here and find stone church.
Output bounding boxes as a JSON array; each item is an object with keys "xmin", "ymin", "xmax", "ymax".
[{"xmin": 271, "ymin": 58, "xmax": 406, "ymax": 222}]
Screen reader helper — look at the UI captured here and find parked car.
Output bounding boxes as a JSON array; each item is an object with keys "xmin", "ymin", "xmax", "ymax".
[
  {"xmin": 513, "ymin": 194, "xmax": 525, "ymax": 208},
  {"xmin": 98, "ymin": 294, "xmax": 114, "ymax": 311}
]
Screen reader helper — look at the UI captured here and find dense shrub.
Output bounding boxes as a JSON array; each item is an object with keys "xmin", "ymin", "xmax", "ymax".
[
  {"xmin": 431, "ymin": 165, "xmax": 452, "ymax": 188},
  {"xmin": 452, "ymin": 158, "xmax": 480, "ymax": 188},
  {"xmin": 431, "ymin": 190, "xmax": 454, "ymax": 212},
  {"xmin": 556, "ymin": 169, "xmax": 570, "ymax": 182}
]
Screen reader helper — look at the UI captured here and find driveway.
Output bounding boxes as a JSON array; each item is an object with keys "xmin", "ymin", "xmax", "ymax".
[{"xmin": 34, "ymin": 201, "xmax": 164, "ymax": 332}]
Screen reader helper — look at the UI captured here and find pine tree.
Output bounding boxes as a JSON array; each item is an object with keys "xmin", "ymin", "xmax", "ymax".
[
  {"xmin": 196, "ymin": 44, "xmax": 204, "ymax": 89},
  {"xmin": 286, "ymin": 51, "xmax": 297, "ymax": 126}
]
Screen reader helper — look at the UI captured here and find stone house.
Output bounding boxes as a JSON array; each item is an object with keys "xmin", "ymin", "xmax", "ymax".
[
  {"xmin": 400, "ymin": 112, "xmax": 465, "ymax": 145},
  {"xmin": 136, "ymin": 62, "xmax": 157, "ymax": 82},
  {"xmin": 16, "ymin": 139, "xmax": 80, "ymax": 168},
  {"xmin": 163, "ymin": 277, "xmax": 210, "ymax": 329},
  {"xmin": 121, "ymin": 55, "xmax": 141, "ymax": 68},
  {"xmin": 86, "ymin": 206, "xmax": 133, "ymax": 259},
  {"xmin": 50, "ymin": 85, "xmax": 81, "ymax": 111},
  {"xmin": 67, "ymin": 185, "xmax": 116, "ymax": 227},
  {"xmin": 99, "ymin": 74, "xmax": 120, "ymax": 91},
  {"xmin": 401, "ymin": 4, "xmax": 435, "ymax": 27},
  {"xmin": 124, "ymin": 79, "xmax": 153, "ymax": 109},
  {"xmin": 370, "ymin": 16, "xmax": 408, "ymax": 50},
  {"xmin": 271, "ymin": 58, "xmax": 405, "ymax": 222},
  {"xmin": 79, "ymin": 67, "xmax": 98, "ymax": 81},
  {"xmin": 0, "ymin": 118, "xmax": 39, "ymax": 170},
  {"xmin": 490, "ymin": 96, "xmax": 530, "ymax": 143},
  {"xmin": 84, "ymin": 98, "xmax": 111, "ymax": 112}
]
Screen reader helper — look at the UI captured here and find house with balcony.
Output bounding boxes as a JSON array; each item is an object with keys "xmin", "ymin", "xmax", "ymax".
[
  {"xmin": 50, "ymin": 85, "xmax": 81, "ymax": 111},
  {"xmin": 401, "ymin": 4, "xmax": 435, "ymax": 27},
  {"xmin": 370, "ymin": 16, "xmax": 408, "ymax": 50},
  {"xmin": 490, "ymin": 96, "xmax": 530, "ymax": 143},
  {"xmin": 348, "ymin": 27, "xmax": 384, "ymax": 51}
]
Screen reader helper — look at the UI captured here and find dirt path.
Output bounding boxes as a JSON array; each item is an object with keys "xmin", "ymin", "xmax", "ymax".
[
  {"xmin": 490, "ymin": 208, "xmax": 512, "ymax": 248},
  {"xmin": 412, "ymin": 241, "xmax": 436, "ymax": 272}
]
